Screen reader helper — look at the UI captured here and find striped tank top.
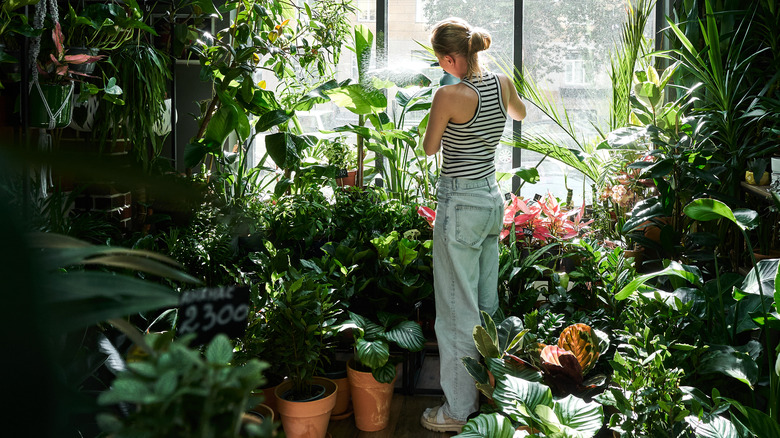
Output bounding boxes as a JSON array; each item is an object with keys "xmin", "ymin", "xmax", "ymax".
[{"xmin": 440, "ymin": 71, "xmax": 508, "ymax": 179}]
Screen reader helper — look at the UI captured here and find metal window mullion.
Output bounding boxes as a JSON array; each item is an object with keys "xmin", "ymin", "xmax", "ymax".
[{"xmin": 512, "ymin": 0, "xmax": 524, "ymax": 194}]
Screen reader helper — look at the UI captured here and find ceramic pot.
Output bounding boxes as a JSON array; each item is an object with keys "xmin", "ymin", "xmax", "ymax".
[
  {"xmin": 29, "ymin": 82, "xmax": 75, "ymax": 129},
  {"xmin": 347, "ymin": 359, "xmax": 396, "ymax": 432},
  {"xmin": 274, "ymin": 376, "xmax": 337, "ymax": 438},
  {"xmin": 68, "ymin": 93, "xmax": 100, "ymax": 132}
]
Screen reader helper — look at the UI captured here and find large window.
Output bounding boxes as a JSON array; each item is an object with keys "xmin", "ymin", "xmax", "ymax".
[{"xmin": 293, "ymin": 0, "xmax": 658, "ymax": 205}]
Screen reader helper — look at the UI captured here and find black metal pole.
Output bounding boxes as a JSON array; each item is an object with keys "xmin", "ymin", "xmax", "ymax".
[{"xmin": 512, "ymin": 1, "xmax": 524, "ymax": 195}]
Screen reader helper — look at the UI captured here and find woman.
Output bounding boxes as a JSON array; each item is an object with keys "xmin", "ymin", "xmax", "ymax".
[{"xmin": 420, "ymin": 17, "xmax": 526, "ymax": 433}]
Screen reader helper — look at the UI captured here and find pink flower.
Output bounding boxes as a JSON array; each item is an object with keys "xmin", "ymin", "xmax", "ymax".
[{"xmin": 417, "ymin": 205, "xmax": 435, "ymax": 228}]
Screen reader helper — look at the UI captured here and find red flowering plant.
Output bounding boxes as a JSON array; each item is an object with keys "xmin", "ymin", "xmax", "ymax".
[
  {"xmin": 37, "ymin": 22, "xmax": 105, "ymax": 85},
  {"xmin": 501, "ymin": 193, "xmax": 593, "ymax": 248}
]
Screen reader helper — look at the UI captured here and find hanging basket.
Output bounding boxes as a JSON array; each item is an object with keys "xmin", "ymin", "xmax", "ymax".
[{"xmin": 29, "ymin": 82, "xmax": 75, "ymax": 129}]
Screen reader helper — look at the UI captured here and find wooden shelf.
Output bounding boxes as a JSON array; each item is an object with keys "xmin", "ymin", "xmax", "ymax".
[{"xmin": 740, "ymin": 181, "xmax": 774, "ymax": 200}]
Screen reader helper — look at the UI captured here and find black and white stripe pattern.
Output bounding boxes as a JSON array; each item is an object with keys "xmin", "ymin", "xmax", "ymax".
[{"xmin": 441, "ymin": 72, "xmax": 508, "ymax": 179}]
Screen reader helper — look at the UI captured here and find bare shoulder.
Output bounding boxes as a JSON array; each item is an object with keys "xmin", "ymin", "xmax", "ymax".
[
  {"xmin": 435, "ymin": 82, "xmax": 472, "ymax": 100},
  {"xmin": 494, "ymin": 72, "xmax": 515, "ymax": 92}
]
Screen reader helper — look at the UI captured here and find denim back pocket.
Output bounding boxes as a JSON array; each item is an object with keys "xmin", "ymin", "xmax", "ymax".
[{"xmin": 454, "ymin": 204, "xmax": 496, "ymax": 247}]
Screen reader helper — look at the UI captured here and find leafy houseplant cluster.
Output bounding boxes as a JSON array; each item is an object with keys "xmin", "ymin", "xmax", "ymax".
[{"xmin": 3, "ymin": 0, "xmax": 780, "ymax": 437}]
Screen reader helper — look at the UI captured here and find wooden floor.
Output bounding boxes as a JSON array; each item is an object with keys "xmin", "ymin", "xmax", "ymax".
[
  {"xmin": 327, "ymin": 394, "xmax": 457, "ymax": 438},
  {"xmin": 327, "ymin": 352, "xmax": 457, "ymax": 438}
]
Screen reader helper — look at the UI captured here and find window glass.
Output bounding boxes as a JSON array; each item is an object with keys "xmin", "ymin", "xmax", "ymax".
[
  {"xmin": 521, "ymin": 0, "xmax": 655, "ymax": 206},
  {"xmin": 357, "ymin": 0, "xmax": 376, "ymax": 22},
  {"xmin": 393, "ymin": 0, "xmax": 516, "ymax": 195}
]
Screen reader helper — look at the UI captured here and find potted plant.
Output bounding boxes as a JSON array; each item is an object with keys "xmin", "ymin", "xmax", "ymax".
[
  {"xmin": 746, "ymin": 158, "xmax": 771, "ymax": 186},
  {"xmin": 340, "ymin": 310, "xmax": 425, "ymax": 431},
  {"xmin": 98, "ymin": 40, "xmax": 170, "ymax": 171},
  {"xmin": 320, "ymin": 136, "xmax": 358, "ymax": 186},
  {"xmin": 265, "ymin": 266, "xmax": 342, "ymax": 438},
  {"xmin": 30, "ymin": 22, "xmax": 105, "ymax": 129},
  {"xmin": 96, "ymin": 333, "xmax": 274, "ymax": 438}
]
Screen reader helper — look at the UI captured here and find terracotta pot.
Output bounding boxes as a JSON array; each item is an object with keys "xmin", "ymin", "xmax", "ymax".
[
  {"xmin": 336, "ymin": 170, "xmax": 357, "ymax": 187},
  {"xmin": 257, "ymin": 378, "xmax": 282, "ymax": 420},
  {"xmin": 347, "ymin": 359, "xmax": 396, "ymax": 432},
  {"xmin": 274, "ymin": 376, "xmax": 337, "ymax": 438},
  {"xmin": 640, "ymin": 216, "xmax": 671, "ymax": 243},
  {"xmin": 754, "ymin": 250, "xmax": 780, "ymax": 261},
  {"xmin": 318, "ymin": 362, "xmax": 351, "ymax": 418},
  {"xmin": 248, "ymin": 402, "xmax": 274, "ymax": 423}
]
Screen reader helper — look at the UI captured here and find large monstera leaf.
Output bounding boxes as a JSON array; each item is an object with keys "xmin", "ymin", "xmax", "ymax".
[{"xmin": 557, "ymin": 323, "xmax": 600, "ymax": 375}]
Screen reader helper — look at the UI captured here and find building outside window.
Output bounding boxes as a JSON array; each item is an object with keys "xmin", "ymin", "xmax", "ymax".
[{"xmin": 357, "ymin": 0, "xmax": 375, "ymax": 22}]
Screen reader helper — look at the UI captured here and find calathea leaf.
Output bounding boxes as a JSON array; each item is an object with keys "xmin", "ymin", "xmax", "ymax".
[
  {"xmin": 458, "ymin": 412, "xmax": 516, "ymax": 438},
  {"xmin": 384, "ymin": 320, "xmax": 425, "ymax": 352},
  {"xmin": 355, "ymin": 337, "xmax": 389, "ymax": 370}
]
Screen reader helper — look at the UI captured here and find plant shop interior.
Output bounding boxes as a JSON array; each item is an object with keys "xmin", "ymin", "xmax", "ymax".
[{"xmin": 1, "ymin": 0, "xmax": 780, "ymax": 437}]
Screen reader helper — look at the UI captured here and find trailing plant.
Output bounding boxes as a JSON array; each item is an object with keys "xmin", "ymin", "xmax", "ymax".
[{"xmin": 99, "ymin": 41, "xmax": 171, "ymax": 172}]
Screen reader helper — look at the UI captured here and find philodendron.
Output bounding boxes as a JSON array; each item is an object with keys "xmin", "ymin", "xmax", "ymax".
[{"xmin": 341, "ymin": 311, "xmax": 425, "ymax": 383}]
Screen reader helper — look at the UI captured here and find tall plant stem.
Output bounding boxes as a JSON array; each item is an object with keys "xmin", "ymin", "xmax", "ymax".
[
  {"xmin": 742, "ymin": 229, "xmax": 775, "ymax": 419},
  {"xmin": 357, "ymin": 114, "xmax": 365, "ymax": 187}
]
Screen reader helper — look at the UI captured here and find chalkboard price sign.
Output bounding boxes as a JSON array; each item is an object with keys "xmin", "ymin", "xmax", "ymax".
[{"xmin": 177, "ymin": 286, "xmax": 250, "ymax": 346}]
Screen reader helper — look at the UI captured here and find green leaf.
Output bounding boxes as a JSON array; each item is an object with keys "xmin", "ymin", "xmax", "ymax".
[
  {"xmin": 742, "ymin": 259, "xmax": 779, "ymax": 298},
  {"xmin": 356, "ymin": 337, "xmax": 390, "ymax": 370},
  {"xmin": 205, "ymin": 334, "xmax": 233, "ymax": 365},
  {"xmin": 492, "ymin": 375, "xmax": 552, "ymax": 415},
  {"xmin": 683, "ymin": 199, "xmax": 759, "ymax": 231},
  {"xmin": 462, "ymin": 356, "xmax": 490, "ymax": 386},
  {"xmin": 483, "ymin": 310, "xmax": 499, "ymax": 349},
  {"xmin": 372, "ymin": 361, "xmax": 396, "ymax": 384},
  {"xmin": 154, "ymin": 370, "xmax": 178, "ymax": 397},
  {"xmin": 42, "ymin": 274, "xmax": 179, "ymax": 333},
  {"xmin": 353, "ymin": 25, "xmax": 374, "ymax": 81},
  {"xmin": 684, "ymin": 414, "xmax": 738, "ymax": 438},
  {"xmin": 615, "ymin": 261, "xmax": 702, "ymax": 300},
  {"xmin": 698, "ymin": 349, "xmax": 758, "ymax": 389},
  {"xmin": 98, "ymin": 377, "xmax": 152, "ymax": 405},
  {"xmin": 265, "ymin": 132, "xmax": 299, "ymax": 169},
  {"xmin": 723, "ymin": 398, "xmax": 780, "ymax": 438},
  {"xmin": 325, "ymin": 84, "xmax": 387, "ymax": 115},
  {"xmin": 551, "ymin": 394, "xmax": 604, "ymax": 437},
  {"xmin": 384, "ymin": 320, "xmax": 425, "ymax": 352},
  {"xmin": 204, "ymin": 105, "xmax": 239, "ymax": 146},
  {"xmin": 474, "ymin": 325, "xmax": 501, "ymax": 359},
  {"xmin": 497, "ymin": 316, "xmax": 526, "ymax": 354},
  {"xmin": 255, "ymin": 109, "xmax": 294, "ymax": 132},
  {"xmin": 459, "ymin": 412, "xmax": 517, "ymax": 438}
]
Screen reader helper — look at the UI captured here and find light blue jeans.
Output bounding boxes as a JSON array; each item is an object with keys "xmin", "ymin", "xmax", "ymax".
[{"xmin": 433, "ymin": 175, "xmax": 504, "ymax": 421}]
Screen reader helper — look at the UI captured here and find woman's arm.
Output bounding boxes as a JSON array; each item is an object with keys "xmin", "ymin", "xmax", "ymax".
[
  {"xmin": 498, "ymin": 73, "xmax": 527, "ymax": 122},
  {"xmin": 423, "ymin": 87, "xmax": 452, "ymax": 156}
]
